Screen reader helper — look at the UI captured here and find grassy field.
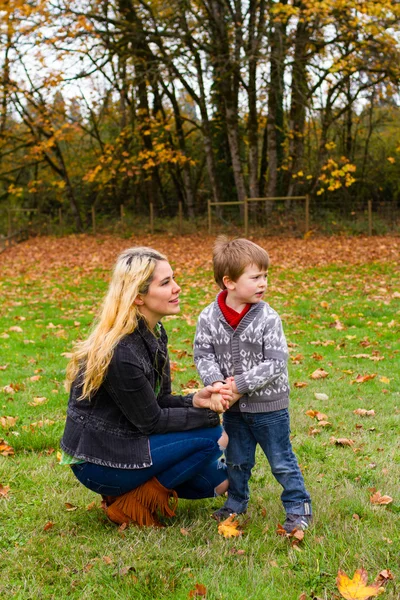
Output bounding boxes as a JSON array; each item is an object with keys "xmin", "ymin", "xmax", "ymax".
[{"xmin": 1, "ymin": 235, "xmax": 399, "ymax": 600}]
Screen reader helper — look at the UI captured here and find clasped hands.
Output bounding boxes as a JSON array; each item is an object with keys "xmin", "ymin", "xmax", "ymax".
[{"xmin": 193, "ymin": 377, "xmax": 241, "ymax": 414}]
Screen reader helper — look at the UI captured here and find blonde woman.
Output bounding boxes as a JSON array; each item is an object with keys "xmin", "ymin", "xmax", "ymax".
[{"xmin": 60, "ymin": 247, "xmax": 229, "ymax": 527}]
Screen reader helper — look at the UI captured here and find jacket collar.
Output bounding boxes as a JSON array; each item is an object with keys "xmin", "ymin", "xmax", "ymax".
[{"xmin": 215, "ymin": 292, "xmax": 263, "ymax": 333}]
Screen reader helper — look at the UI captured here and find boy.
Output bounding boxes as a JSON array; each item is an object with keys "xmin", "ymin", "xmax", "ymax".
[{"xmin": 194, "ymin": 237, "xmax": 312, "ymax": 532}]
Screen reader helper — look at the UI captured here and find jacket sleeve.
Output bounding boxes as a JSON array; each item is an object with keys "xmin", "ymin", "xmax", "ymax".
[
  {"xmin": 157, "ymin": 354, "xmax": 195, "ymax": 408},
  {"xmin": 194, "ymin": 311, "xmax": 225, "ymax": 386},
  {"xmin": 105, "ymin": 345, "xmax": 220, "ymax": 435},
  {"xmin": 234, "ymin": 313, "xmax": 289, "ymax": 394}
]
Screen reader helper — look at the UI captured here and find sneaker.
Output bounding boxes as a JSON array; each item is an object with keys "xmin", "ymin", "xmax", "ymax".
[
  {"xmin": 211, "ymin": 506, "xmax": 243, "ymax": 522},
  {"xmin": 282, "ymin": 513, "xmax": 312, "ymax": 533}
]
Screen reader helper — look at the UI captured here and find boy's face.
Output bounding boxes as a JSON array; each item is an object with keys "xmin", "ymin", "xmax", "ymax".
[{"xmin": 223, "ymin": 263, "xmax": 268, "ymax": 305}]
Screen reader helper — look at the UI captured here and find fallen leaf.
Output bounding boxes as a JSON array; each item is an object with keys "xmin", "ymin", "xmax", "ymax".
[
  {"xmin": 30, "ymin": 375, "xmax": 41, "ymax": 382},
  {"xmin": 0, "ymin": 439, "xmax": 14, "ymax": 456},
  {"xmin": 370, "ymin": 491, "xmax": 393, "ymax": 505},
  {"xmin": 310, "ymin": 368, "xmax": 329, "ymax": 379},
  {"xmin": 43, "ymin": 521, "xmax": 54, "ymax": 531},
  {"xmin": 0, "ymin": 484, "xmax": 10, "ymax": 498},
  {"xmin": 86, "ymin": 501, "xmax": 97, "ymax": 510},
  {"xmin": 353, "ymin": 409, "xmax": 375, "ymax": 417},
  {"xmin": 379, "ymin": 376, "xmax": 390, "ymax": 384},
  {"xmin": 351, "ymin": 374, "xmax": 377, "ymax": 384},
  {"xmin": 217, "ymin": 514, "xmax": 242, "ymax": 538},
  {"xmin": 103, "ymin": 556, "xmax": 112, "ymax": 565},
  {"xmin": 188, "ymin": 583, "xmax": 207, "ymax": 597},
  {"xmin": 29, "ymin": 396, "xmax": 48, "ymax": 407},
  {"xmin": 294, "ymin": 382, "xmax": 308, "ymax": 388},
  {"xmin": 180, "ymin": 527, "xmax": 190, "ymax": 536},
  {"xmin": 330, "ymin": 437, "xmax": 355, "ymax": 447},
  {"xmin": 336, "ymin": 568, "xmax": 384, "ymax": 600},
  {"xmin": 65, "ymin": 502, "xmax": 78, "ymax": 511},
  {"xmin": 9, "ymin": 326, "xmax": 23, "ymax": 333},
  {"xmin": 2, "ymin": 385, "xmax": 15, "ymax": 395},
  {"xmin": 0, "ymin": 416, "xmax": 18, "ymax": 429}
]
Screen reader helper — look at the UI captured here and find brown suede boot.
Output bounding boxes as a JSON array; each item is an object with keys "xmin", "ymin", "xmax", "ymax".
[{"xmin": 105, "ymin": 478, "xmax": 178, "ymax": 527}]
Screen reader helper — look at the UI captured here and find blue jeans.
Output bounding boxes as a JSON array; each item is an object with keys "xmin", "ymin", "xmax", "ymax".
[
  {"xmin": 222, "ymin": 409, "xmax": 311, "ymax": 516},
  {"xmin": 71, "ymin": 426, "xmax": 227, "ymax": 500}
]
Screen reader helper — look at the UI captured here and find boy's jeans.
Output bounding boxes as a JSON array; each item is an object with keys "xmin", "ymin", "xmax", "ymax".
[{"xmin": 222, "ymin": 408, "xmax": 312, "ymax": 516}]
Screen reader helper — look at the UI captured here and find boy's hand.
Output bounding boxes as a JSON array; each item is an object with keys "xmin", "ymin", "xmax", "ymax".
[{"xmin": 220, "ymin": 377, "xmax": 242, "ymax": 407}]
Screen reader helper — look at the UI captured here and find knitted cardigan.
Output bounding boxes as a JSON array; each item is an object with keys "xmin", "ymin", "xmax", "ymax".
[{"xmin": 194, "ymin": 294, "xmax": 290, "ymax": 413}]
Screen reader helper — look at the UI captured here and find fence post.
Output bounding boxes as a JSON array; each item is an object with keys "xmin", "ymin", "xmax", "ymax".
[
  {"xmin": 178, "ymin": 202, "xmax": 183, "ymax": 235},
  {"xmin": 208, "ymin": 199, "xmax": 211, "ymax": 235},
  {"xmin": 120, "ymin": 204, "xmax": 124, "ymax": 222},
  {"xmin": 7, "ymin": 208, "xmax": 12, "ymax": 237},
  {"xmin": 244, "ymin": 197, "xmax": 248, "ymax": 237},
  {"xmin": 59, "ymin": 208, "xmax": 62, "ymax": 226},
  {"xmin": 91, "ymin": 205, "xmax": 96, "ymax": 234},
  {"xmin": 305, "ymin": 194, "xmax": 310, "ymax": 234},
  {"xmin": 150, "ymin": 202, "xmax": 154, "ymax": 234},
  {"xmin": 368, "ymin": 200, "xmax": 372, "ymax": 236}
]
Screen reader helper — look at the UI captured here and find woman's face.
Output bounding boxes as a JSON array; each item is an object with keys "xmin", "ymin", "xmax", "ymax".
[{"xmin": 137, "ymin": 260, "xmax": 181, "ymax": 327}]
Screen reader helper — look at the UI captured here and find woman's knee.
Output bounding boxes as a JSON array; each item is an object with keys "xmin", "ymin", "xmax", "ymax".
[
  {"xmin": 218, "ymin": 429, "xmax": 229, "ymax": 451},
  {"xmin": 215, "ymin": 478, "xmax": 229, "ymax": 496}
]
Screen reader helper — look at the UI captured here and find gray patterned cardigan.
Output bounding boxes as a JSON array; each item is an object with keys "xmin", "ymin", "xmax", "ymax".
[{"xmin": 194, "ymin": 294, "xmax": 290, "ymax": 413}]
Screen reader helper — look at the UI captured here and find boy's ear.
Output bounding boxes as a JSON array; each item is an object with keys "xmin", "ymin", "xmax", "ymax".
[{"xmin": 222, "ymin": 275, "xmax": 235, "ymax": 290}]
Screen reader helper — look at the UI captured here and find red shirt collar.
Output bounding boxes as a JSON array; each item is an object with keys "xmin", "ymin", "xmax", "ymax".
[{"xmin": 217, "ymin": 290, "xmax": 252, "ymax": 329}]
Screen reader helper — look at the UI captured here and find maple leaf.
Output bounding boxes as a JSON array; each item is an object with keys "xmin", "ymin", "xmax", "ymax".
[
  {"xmin": 0, "ymin": 416, "xmax": 18, "ymax": 429},
  {"xmin": 370, "ymin": 491, "xmax": 393, "ymax": 505},
  {"xmin": 29, "ymin": 396, "xmax": 48, "ymax": 406},
  {"xmin": 310, "ymin": 368, "xmax": 329, "ymax": 379},
  {"xmin": 217, "ymin": 514, "xmax": 242, "ymax": 538},
  {"xmin": 336, "ymin": 568, "xmax": 384, "ymax": 600}
]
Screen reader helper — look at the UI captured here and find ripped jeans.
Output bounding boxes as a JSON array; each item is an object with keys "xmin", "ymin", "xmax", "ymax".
[{"xmin": 222, "ymin": 409, "xmax": 311, "ymax": 516}]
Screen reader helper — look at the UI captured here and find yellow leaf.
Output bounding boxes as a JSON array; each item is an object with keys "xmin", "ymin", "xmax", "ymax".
[
  {"xmin": 336, "ymin": 568, "xmax": 383, "ymax": 599},
  {"xmin": 217, "ymin": 514, "xmax": 242, "ymax": 538}
]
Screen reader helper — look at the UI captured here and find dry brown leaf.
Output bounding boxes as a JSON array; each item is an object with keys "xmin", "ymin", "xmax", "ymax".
[
  {"xmin": 43, "ymin": 521, "xmax": 54, "ymax": 531},
  {"xmin": 0, "ymin": 484, "xmax": 10, "ymax": 498},
  {"xmin": 330, "ymin": 437, "xmax": 355, "ymax": 447},
  {"xmin": 0, "ymin": 439, "xmax": 14, "ymax": 456},
  {"xmin": 188, "ymin": 583, "xmax": 207, "ymax": 598},
  {"xmin": 30, "ymin": 375, "xmax": 41, "ymax": 382},
  {"xmin": 379, "ymin": 376, "xmax": 390, "ymax": 384},
  {"xmin": 314, "ymin": 392, "xmax": 329, "ymax": 400},
  {"xmin": 294, "ymin": 382, "xmax": 308, "ymax": 388},
  {"xmin": 0, "ymin": 416, "xmax": 18, "ymax": 429},
  {"xmin": 370, "ymin": 491, "xmax": 393, "ymax": 505},
  {"xmin": 217, "ymin": 514, "xmax": 242, "ymax": 538},
  {"xmin": 29, "ymin": 396, "xmax": 48, "ymax": 407},
  {"xmin": 310, "ymin": 368, "xmax": 329, "ymax": 379},
  {"xmin": 336, "ymin": 568, "xmax": 384, "ymax": 600},
  {"xmin": 353, "ymin": 409, "xmax": 375, "ymax": 417},
  {"xmin": 102, "ymin": 556, "xmax": 112, "ymax": 565},
  {"xmin": 180, "ymin": 527, "xmax": 190, "ymax": 536},
  {"xmin": 351, "ymin": 374, "xmax": 377, "ymax": 384},
  {"xmin": 65, "ymin": 502, "xmax": 78, "ymax": 511}
]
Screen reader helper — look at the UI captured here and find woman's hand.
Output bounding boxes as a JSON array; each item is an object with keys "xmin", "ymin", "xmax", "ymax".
[{"xmin": 193, "ymin": 385, "xmax": 230, "ymax": 413}]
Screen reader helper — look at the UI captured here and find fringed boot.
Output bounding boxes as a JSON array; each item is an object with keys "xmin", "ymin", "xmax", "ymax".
[{"xmin": 103, "ymin": 477, "xmax": 178, "ymax": 527}]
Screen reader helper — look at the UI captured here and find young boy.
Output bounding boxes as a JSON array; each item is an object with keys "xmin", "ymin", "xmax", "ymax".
[{"xmin": 194, "ymin": 237, "xmax": 312, "ymax": 532}]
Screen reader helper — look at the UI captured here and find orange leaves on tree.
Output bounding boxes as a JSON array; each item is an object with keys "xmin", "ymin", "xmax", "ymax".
[
  {"xmin": 336, "ymin": 567, "xmax": 393, "ymax": 600},
  {"xmin": 217, "ymin": 514, "xmax": 242, "ymax": 538},
  {"xmin": 370, "ymin": 491, "xmax": 393, "ymax": 506}
]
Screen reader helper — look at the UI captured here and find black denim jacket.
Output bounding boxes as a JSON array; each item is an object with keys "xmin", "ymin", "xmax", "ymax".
[{"xmin": 60, "ymin": 319, "xmax": 219, "ymax": 469}]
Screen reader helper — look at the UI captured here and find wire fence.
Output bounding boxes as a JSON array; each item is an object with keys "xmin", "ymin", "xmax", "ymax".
[{"xmin": 1, "ymin": 197, "xmax": 399, "ymax": 241}]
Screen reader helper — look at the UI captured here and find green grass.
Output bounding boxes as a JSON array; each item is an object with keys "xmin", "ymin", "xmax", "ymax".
[{"xmin": 1, "ymin": 257, "xmax": 399, "ymax": 599}]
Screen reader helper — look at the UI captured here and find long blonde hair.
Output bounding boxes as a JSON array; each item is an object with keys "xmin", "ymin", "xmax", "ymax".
[{"xmin": 66, "ymin": 246, "xmax": 167, "ymax": 399}]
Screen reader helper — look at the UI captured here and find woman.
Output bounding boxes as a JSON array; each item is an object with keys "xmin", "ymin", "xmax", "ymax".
[{"xmin": 60, "ymin": 247, "xmax": 229, "ymax": 527}]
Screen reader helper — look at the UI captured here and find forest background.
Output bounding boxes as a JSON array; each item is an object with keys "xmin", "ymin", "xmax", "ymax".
[{"xmin": 1, "ymin": 0, "xmax": 400, "ymax": 235}]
